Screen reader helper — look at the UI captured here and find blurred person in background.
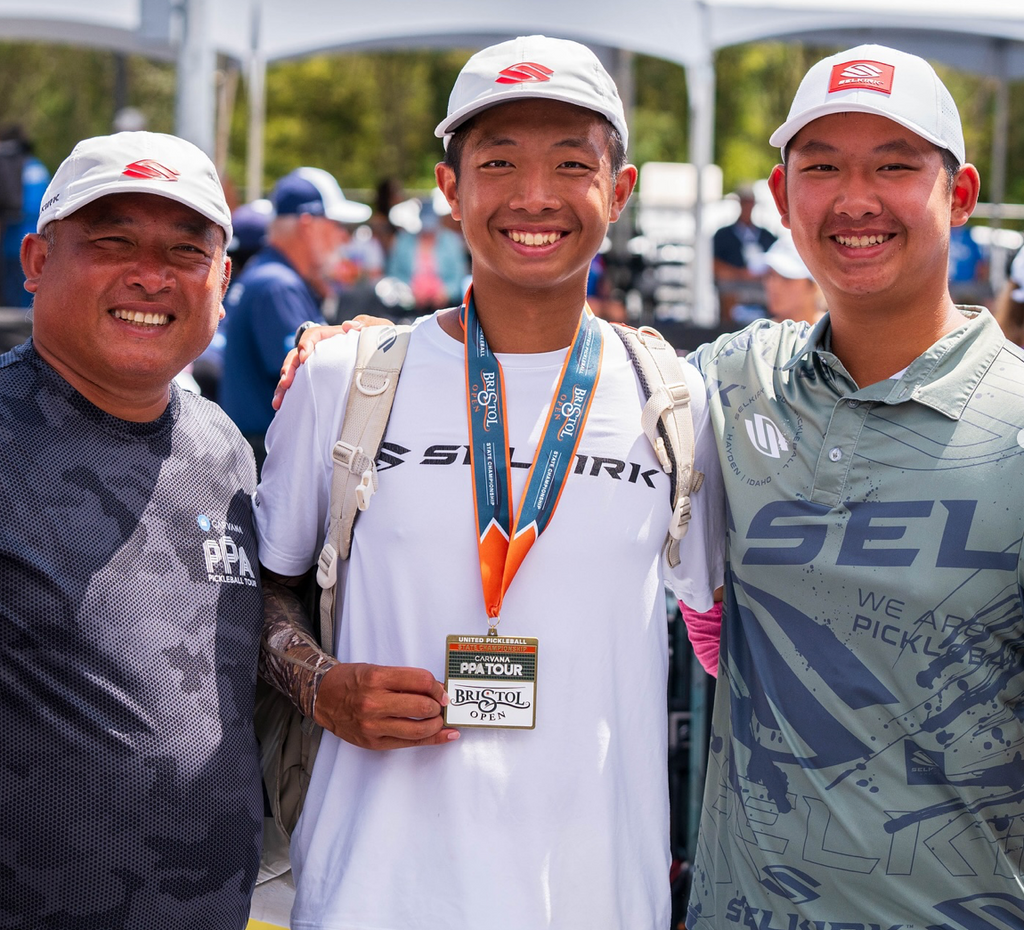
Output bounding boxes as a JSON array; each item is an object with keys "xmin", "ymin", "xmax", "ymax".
[
  {"xmin": 762, "ymin": 233, "xmax": 826, "ymax": 325},
  {"xmin": 192, "ymin": 198, "xmax": 273, "ymax": 401},
  {"xmin": 947, "ymin": 222, "xmax": 991, "ymax": 307},
  {"xmin": 385, "ymin": 196, "xmax": 468, "ymax": 314},
  {"xmin": 993, "ymin": 245, "xmax": 1024, "ymax": 346},
  {"xmin": 219, "ymin": 167, "xmax": 370, "ymax": 472},
  {"xmin": 712, "ymin": 182, "xmax": 776, "ymax": 325},
  {"xmin": 0, "ymin": 124, "xmax": 49, "ymax": 307}
]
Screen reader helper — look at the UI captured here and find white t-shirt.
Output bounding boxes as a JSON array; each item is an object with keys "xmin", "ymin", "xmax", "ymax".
[{"xmin": 256, "ymin": 314, "xmax": 724, "ymax": 930}]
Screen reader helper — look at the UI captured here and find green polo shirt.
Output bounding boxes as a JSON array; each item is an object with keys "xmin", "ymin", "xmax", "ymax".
[{"xmin": 687, "ymin": 308, "xmax": 1024, "ymax": 928}]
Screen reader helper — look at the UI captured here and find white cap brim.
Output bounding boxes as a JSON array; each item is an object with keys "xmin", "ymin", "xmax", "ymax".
[
  {"xmin": 38, "ymin": 132, "xmax": 232, "ymax": 243},
  {"xmin": 435, "ymin": 35, "xmax": 628, "ymax": 150},
  {"xmin": 42, "ymin": 178, "xmax": 233, "ymax": 242},
  {"xmin": 435, "ymin": 86, "xmax": 627, "ymax": 147},
  {"xmin": 769, "ymin": 100, "xmax": 962, "ymax": 166}
]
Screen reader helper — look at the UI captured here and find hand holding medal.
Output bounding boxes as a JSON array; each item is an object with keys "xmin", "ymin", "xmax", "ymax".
[{"xmin": 315, "ymin": 662, "xmax": 460, "ymax": 749}]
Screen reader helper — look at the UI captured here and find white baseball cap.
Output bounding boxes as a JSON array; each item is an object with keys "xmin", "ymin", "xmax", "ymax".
[
  {"xmin": 770, "ymin": 44, "xmax": 965, "ymax": 166},
  {"xmin": 764, "ymin": 235, "xmax": 812, "ymax": 281},
  {"xmin": 1010, "ymin": 247, "xmax": 1024, "ymax": 302},
  {"xmin": 38, "ymin": 131, "xmax": 232, "ymax": 242},
  {"xmin": 435, "ymin": 35, "xmax": 628, "ymax": 150}
]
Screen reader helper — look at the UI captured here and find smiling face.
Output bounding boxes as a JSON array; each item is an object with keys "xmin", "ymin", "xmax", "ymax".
[
  {"xmin": 436, "ymin": 98, "xmax": 635, "ymax": 313},
  {"xmin": 769, "ymin": 111, "xmax": 978, "ymax": 316},
  {"xmin": 23, "ymin": 192, "xmax": 229, "ymax": 420}
]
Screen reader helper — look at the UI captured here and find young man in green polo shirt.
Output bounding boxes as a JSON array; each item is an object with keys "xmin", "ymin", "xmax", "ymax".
[{"xmin": 686, "ymin": 44, "xmax": 1024, "ymax": 927}]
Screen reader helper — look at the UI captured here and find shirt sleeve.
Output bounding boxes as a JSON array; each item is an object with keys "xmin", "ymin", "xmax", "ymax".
[
  {"xmin": 254, "ymin": 331, "xmax": 360, "ymax": 576},
  {"xmin": 678, "ymin": 600, "xmax": 721, "ymax": 677}
]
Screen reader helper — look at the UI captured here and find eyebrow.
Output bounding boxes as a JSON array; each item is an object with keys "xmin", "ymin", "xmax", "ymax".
[
  {"xmin": 791, "ymin": 138, "xmax": 927, "ymax": 159},
  {"xmin": 83, "ymin": 212, "xmax": 217, "ymax": 240},
  {"xmin": 472, "ymin": 133, "xmax": 597, "ymax": 152}
]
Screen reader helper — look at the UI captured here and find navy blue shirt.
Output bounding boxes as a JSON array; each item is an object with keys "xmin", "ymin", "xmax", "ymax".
[
  {"xmin": 220, "ymin": 245, "xmax": 324, "ymax": 435},
  {"xmin": 0, "ymin": 343, "xmax": 263, "ymax": 929},
  {"xmin": 712, "ymin": 221, "xmax": 776, "ymax": 270}
]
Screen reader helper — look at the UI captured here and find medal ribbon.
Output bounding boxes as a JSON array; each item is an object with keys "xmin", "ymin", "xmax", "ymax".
[{"xmin": 463, "ymin": 287, "xmax": 604, "ymax": 625}]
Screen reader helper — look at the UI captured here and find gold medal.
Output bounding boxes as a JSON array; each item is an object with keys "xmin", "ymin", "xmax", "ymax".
[{"xmin": 444, "ymin": 634, "xmax": 538, "ymax": 729}]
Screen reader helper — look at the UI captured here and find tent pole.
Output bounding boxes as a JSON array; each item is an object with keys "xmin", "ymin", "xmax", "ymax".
[
  {"xmin": 245, "ymin": 0, "xmax": 266, "ymax": 204},
  {"xmin": 989, "ymin": 40, "xmax": 1010, "ymax": 291},
  {"xmin": 174, "ymin": 0, "xmax": 216, "ymax": 155},
  {"xmin": 687, "ymin": 49, "xmax": 716, "ymax": 327}
]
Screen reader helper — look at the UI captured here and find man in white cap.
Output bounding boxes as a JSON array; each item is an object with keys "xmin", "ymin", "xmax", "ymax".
[
  {"xmin": 0, "ymin": 132, "xmax": 264, "ymax": 928},
  {"xmin": 685, "ymin": 45, "xmax": 1024, "ymax": 926},
  {"xmin": 254, "ymin": 35, "xmax": 722, "ymax": 929},
  {"xmin": 220, "ymin": 167, "xmax": 371, "ymax": 472},
  {"xmin": 762, "ymin": 233, "xmax": 825, "ymax": 325}
]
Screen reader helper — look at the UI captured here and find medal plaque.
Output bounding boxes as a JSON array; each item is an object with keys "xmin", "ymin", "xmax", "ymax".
[{"xmin": 444, "ymin": 634, "xmax": 538, "ymax": 729}]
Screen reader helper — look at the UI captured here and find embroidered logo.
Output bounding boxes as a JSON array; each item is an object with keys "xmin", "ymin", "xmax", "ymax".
[
  {"xmin": 828, "ymin": 60, "xmax": 895, "ymax": 95},
  {"xmin": 744, "ymin": 414, "xmax": 790, "ymax": 459},
  {"xmin": 496, "ymin": 62, "xmax": 554, "ymax": 85},
  {"xmin": 122, "ymin": 159, "xmax": 180, "ymax": 181}
]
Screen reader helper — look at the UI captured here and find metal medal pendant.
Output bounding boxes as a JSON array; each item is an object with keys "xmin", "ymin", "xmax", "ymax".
[{"xmin": 443, "ymin": 634, "xmax": 539, "ymax": 729}]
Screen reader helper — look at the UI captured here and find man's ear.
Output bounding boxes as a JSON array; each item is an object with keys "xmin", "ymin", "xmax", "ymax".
[
  {"xmin": 609, "ymin": 165, "xmax": 638, "ymax": 223},
  {"xmin": 221, "ymin": 254, "xmax": 232, "ymax": 301},
  {"xmin": 435, "ymin": 162, "xmax": 460, "ymax": 222},
  {"xmin": 21, "ymin": 233, "xmax": 49, "ymax": 294},
  {"xmin": 768, "ymin": 164, "xmax": 791, "ymax": 230},
  {"xmin": 950, "ymin": 164, "xmax": 981, "ymax": 228}
]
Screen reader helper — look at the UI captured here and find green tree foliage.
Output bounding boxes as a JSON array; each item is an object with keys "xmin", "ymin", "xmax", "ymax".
[
  {"xmin": 631, "ymin": 55, "xmax": 689, "ymax": 166},
  {"xmin": 0, "ymin": 42, "xmax": 174, "ymax": 173},
  {"xmin": 0, "ymin": 39, "xmax": 1021, "ymax": 213},
  {"xmin": 229, "ymin": 49, "xmax": 468, "ymax": 196},
  {"xmin": 713, "ymin": 42, "xmax": 831, "ymax": 190}
]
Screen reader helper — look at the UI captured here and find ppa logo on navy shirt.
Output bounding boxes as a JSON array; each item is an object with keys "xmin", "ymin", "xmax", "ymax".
[{"xmin": 197, "ymin": 513, "xmax": 258, "ymax": 586}]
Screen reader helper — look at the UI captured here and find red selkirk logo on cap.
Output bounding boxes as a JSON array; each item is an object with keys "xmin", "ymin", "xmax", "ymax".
[
  {"xmin": 121, "ymin": 160, "xmax": 180, "ymax": 181},
  {"xmin": 496, "ymin": 62, "xmax": 554, "ymax": 85},
  {"xmin": 828, "ymin": 60, "xmax": 895, "ymax": 95}
]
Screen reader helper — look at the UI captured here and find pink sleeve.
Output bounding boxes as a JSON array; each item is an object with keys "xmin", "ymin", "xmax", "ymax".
[{"xmin": 679, "ymin": 600, "xmax": 722, "ymax": 677}]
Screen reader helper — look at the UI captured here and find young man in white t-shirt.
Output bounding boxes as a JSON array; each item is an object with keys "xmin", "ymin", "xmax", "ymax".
[{"xmin": 254, "ymin": 34, "xmax": 723, "ymax": 930}]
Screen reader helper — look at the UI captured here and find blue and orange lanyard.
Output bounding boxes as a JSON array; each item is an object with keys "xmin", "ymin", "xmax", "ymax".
[{"xmin": 462, "ymin": 287, "xmax": 604, "ymax": 630}]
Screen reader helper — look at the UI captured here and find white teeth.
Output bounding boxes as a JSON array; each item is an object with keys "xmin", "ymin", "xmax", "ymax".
[
  {"xmin": 836, "ymin": 234, "xmax": 889, "ymax": 248},
  {"xmin": 113, "ymin": 308, "xmax": 169, "ymax": 326},
  {"xmin": 509, "ymin": 230, "xmax": 560, "ymax": 246}
]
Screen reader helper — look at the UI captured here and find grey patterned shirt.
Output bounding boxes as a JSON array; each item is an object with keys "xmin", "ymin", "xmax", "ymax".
[{"xmin": 0, "ymin": 342, "xmax": 263, "ymax": 929}]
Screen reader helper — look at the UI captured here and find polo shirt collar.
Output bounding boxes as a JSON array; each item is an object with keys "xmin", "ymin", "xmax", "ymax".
[{"xmin": 782, "ymin": 307, "xmax": 1006, "ymax": 420}]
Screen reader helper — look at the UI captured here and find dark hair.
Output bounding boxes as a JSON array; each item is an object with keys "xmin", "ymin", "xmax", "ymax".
[
  {"xmin": 443, "ymin": 109, "xmax": 627, "ymax": 184},
  {"xmin": 940, "ymin": 147, "xmax": 961, "ymax": 191}
]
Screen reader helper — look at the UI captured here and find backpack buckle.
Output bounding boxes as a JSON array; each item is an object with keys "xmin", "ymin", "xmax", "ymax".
[
  {"xmin": 669, "ymin": 495, "xmax": 691, "ymax": 540},
  {"xmin": 355, "ymin": 469, "xmax": 375, "ymax": 511},
  {"xmin": 316, "ymin": 542, "xmax": 338, "ymax": 588}
]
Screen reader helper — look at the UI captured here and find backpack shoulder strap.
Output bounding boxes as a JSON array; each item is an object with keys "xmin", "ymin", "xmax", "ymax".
[
  {"xmin": 612, "ymin": 323, "xmax": 703, "ymax": 569},
  {"xmin": 315, "ymin": 323, "xmax": 412, "ymax": 653}
]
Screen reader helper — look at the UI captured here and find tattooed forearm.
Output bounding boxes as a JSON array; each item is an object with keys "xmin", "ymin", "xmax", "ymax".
[{"xmin": 259, "ymin": 574, "xmax": 340, "ymax": 719}]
